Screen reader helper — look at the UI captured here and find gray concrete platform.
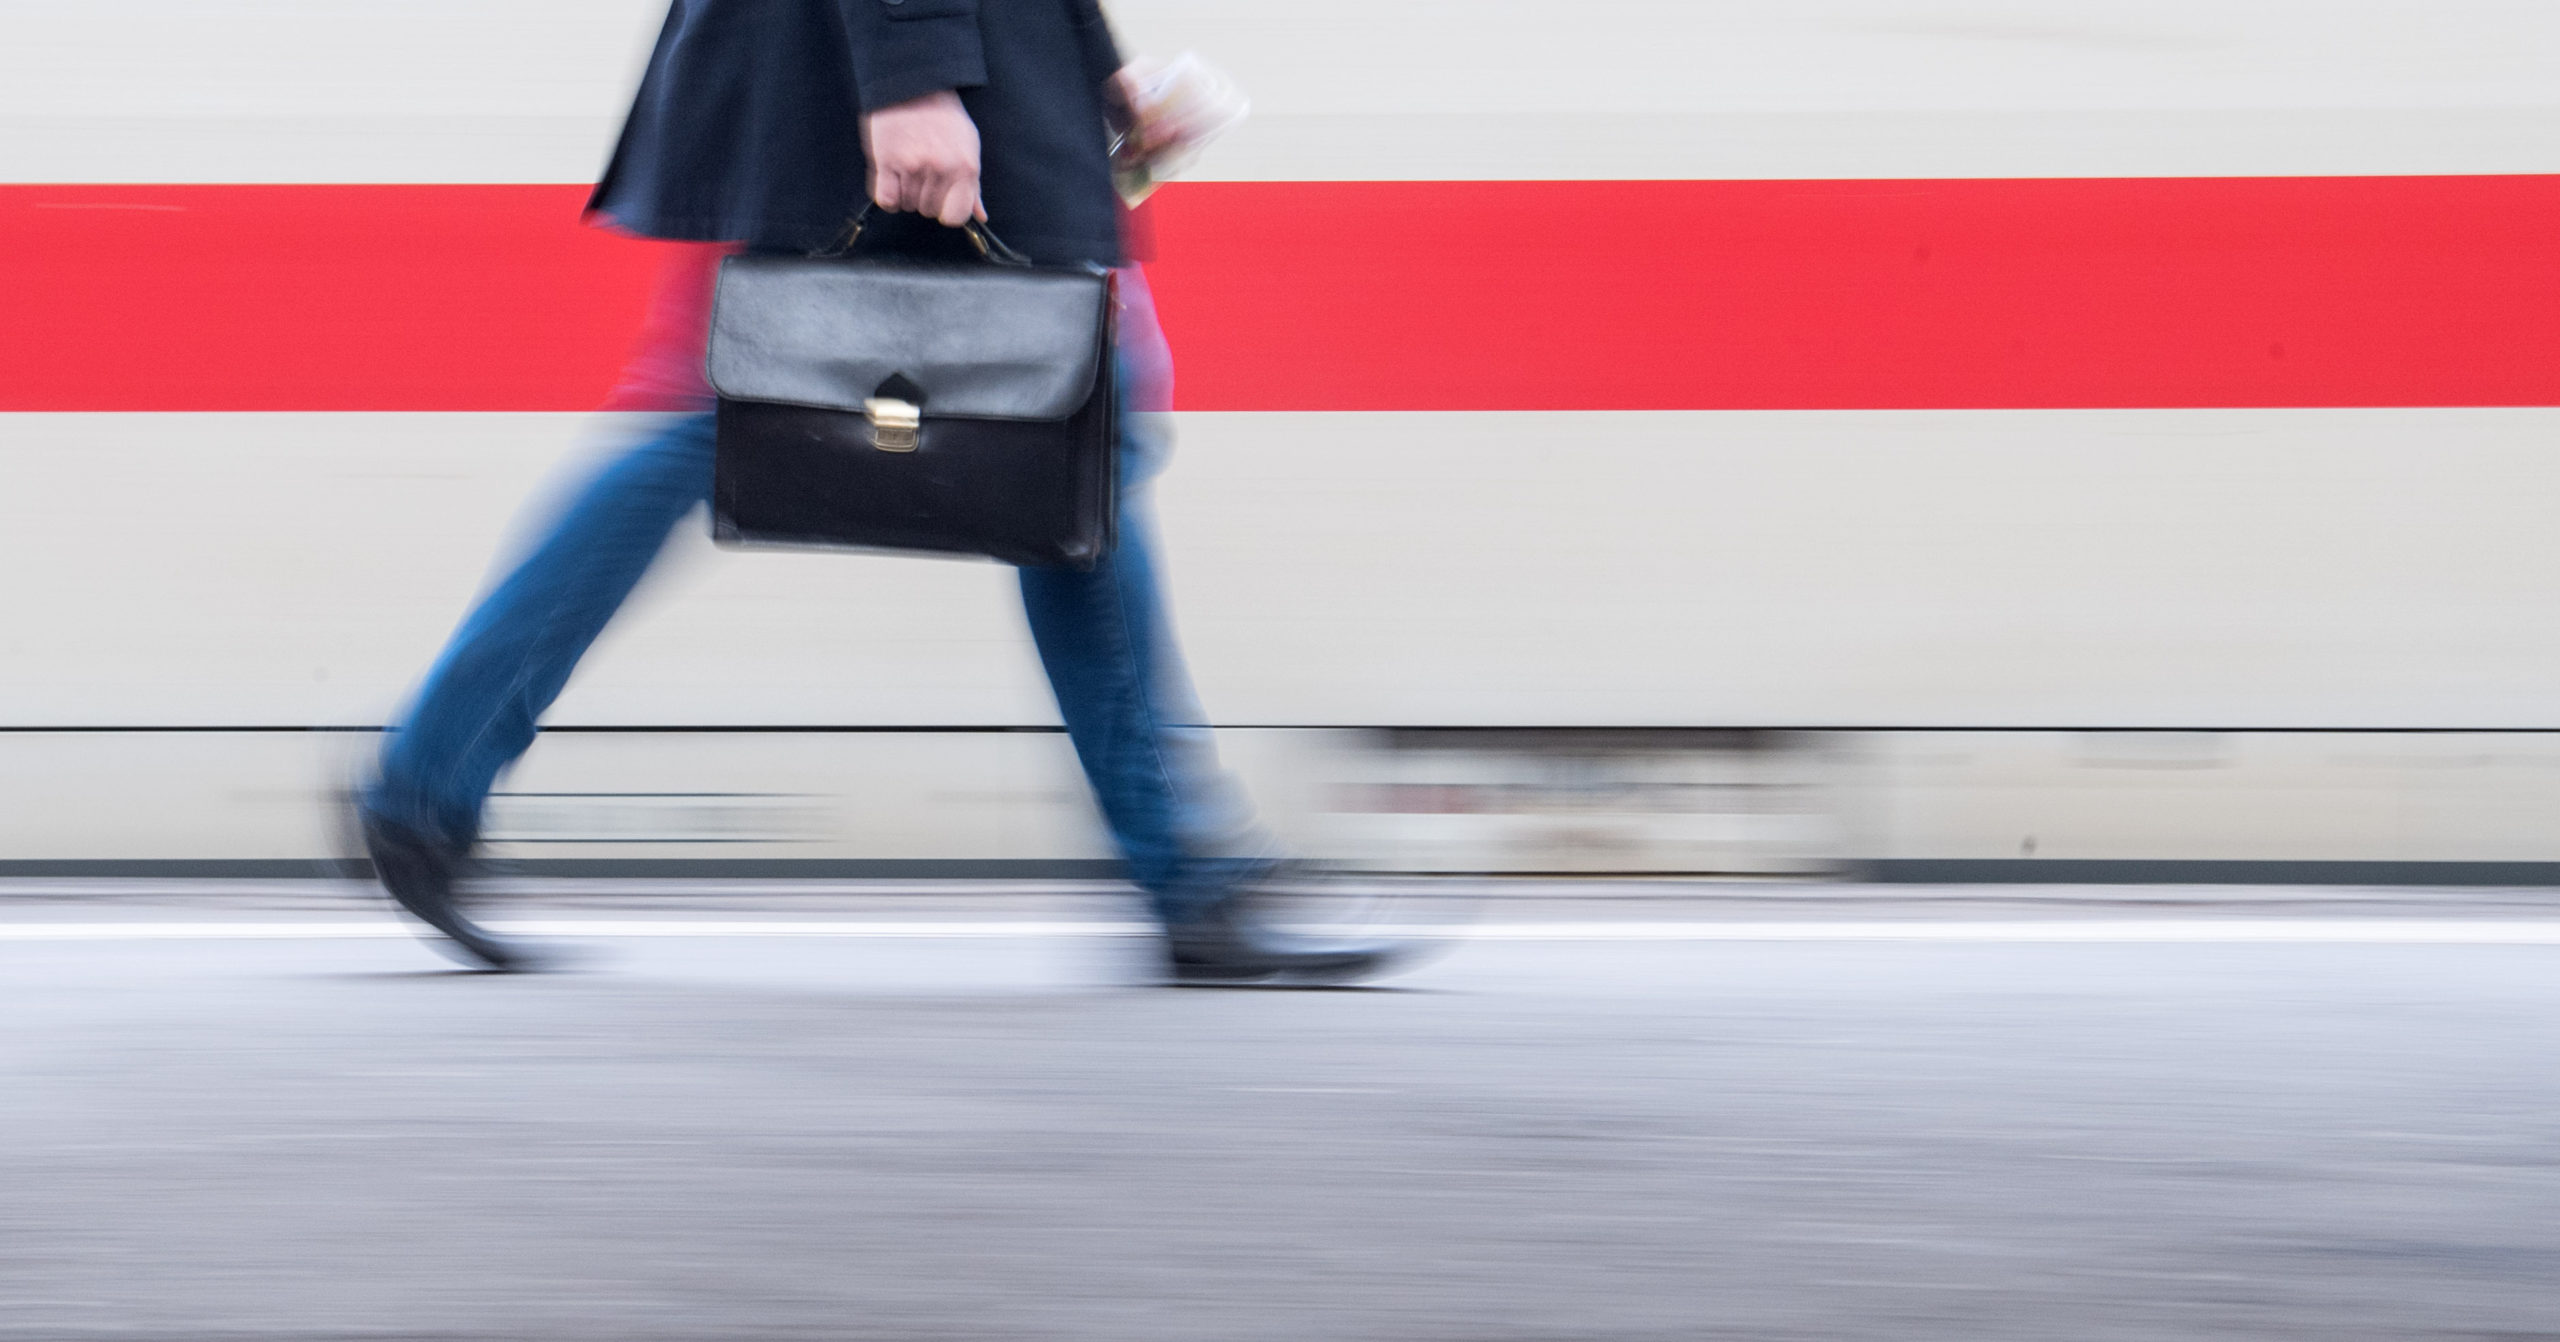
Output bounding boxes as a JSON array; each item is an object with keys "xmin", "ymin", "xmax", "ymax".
[{"xmin": 1, "ymin": 883, "xmax": 2556, "ymax": 1340}]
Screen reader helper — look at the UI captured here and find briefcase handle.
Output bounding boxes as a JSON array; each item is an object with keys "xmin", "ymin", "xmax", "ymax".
[{"xmin": 822, "ymin": 203, "xmax": 1033, "ymax": 267}]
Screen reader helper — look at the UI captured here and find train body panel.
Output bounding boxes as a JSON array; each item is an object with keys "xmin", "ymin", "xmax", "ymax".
[
  {"xmin": 8, "ymin": 1, "xmax": 2560, "ymax": 181},
  {"xmin": 8, "ymin": 0, "xmax": 2560, "ymax": 872},
  {"xmin": 10, "ymin": 408, "xmax": 2560, "ymax": 731}
]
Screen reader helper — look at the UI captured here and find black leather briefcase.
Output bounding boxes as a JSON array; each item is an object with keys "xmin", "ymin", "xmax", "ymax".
[{"xmin": 706, "ymin": 216, "xmax": 1118, "ymax": 569}]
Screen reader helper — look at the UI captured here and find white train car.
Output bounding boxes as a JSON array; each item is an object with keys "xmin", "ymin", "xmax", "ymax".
[{"xmin": 7, "ymin": 1, "xmax": 2560, "ymax": 880}]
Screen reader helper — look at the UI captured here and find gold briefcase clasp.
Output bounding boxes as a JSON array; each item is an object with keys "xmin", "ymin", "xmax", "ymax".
[{"xmin": 863, "ymin": 397, "xmax": 921, "ymax": 452}]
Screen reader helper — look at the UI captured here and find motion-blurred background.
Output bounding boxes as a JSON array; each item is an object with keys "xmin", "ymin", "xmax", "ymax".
[{"xmin": 8, "ymin": 0, "xmax": 2560, "ymax": 882}]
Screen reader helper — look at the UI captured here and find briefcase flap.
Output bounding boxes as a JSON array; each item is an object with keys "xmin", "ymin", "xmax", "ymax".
[{"xmin": 707, "ymin": 254, "xmax": 1109, "ymax": 422}]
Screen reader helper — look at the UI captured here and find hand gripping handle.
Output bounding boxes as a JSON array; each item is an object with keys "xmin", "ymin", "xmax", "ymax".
[{"xmin": 821, "ymin": 202, "xmax": 1032, "ymax": 266}]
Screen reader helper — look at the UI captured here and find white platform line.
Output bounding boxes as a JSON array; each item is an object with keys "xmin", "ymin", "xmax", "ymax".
[{"xmin": 3, "ymin": 919, "xmax": 2560, "ymax": 945}]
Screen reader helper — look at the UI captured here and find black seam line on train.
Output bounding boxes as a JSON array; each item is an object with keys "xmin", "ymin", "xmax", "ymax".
[
  {"xmin": 0, "ymin": 725, "xmax": 1068, "ymax": 734},
  {"xmin": 24, "ymin": 725, "xmax": 2560, "ymax": 735},
  {"xmin": 488, "ymin": 792, "xmax": 811, "ymax": 798},
  {"xmin": 477, "ymin": 839, "xmax": 789, "ymax": 845},
  {"xmin": 0, "ymin": 859, "xmax": 1131, "ymax": 880}
]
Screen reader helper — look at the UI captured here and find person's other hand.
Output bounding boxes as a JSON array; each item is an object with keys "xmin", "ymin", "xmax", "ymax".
[
  {"xmin": 862, "ymin": 90, "xmax": 984, "ymax": 227},
  {"xmin": 1108, "ymin": 66, "xmax": 1173, "ymax": 159}
]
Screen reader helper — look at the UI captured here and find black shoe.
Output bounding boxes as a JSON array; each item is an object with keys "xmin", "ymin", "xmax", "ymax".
[
  {"xmin": 358, "ymin": 806, "xmax": 538, "ymax": 972},
  {"xmin": 1163, "ymin": 900, "xmax": 1412, "ymax": 987}
]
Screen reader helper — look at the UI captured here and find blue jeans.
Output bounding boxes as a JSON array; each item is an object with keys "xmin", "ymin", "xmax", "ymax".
[{"xmin": 370, "ymin": 370, "xmax": 1262, "ymax": 925}]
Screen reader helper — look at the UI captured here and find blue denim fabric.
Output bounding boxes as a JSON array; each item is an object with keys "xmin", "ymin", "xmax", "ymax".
[{"xmin": 371, "ymin": 362, "xmax": 1261, "ymax": 926}]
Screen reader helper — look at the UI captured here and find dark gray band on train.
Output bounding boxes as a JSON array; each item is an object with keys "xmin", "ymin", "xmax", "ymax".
[
  {"xmin": 8, "ymin": 859, "xmax": 2560, "ymax": 886},
  {"xmin": 24, "ymin": 726, "xmax": 2560, "ymax": 734},
  {"xmin": 1863, "ymin": 860, "xmax": 2560, "ymax": 886}
]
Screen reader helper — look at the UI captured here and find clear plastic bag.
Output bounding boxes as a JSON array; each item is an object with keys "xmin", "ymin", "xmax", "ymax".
[{"xmin": 1111, "ymin": 52, "xmax": 1251, "ymax": 205}]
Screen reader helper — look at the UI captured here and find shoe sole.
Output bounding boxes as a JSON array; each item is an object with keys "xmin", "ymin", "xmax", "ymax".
[
  {"xmin": 358, "ymin": 809, "xmax": 539, "ymax": 973},
  {"xmin": 1166, "ymin": 950, "xmax": 1408, "ymax": 989}
]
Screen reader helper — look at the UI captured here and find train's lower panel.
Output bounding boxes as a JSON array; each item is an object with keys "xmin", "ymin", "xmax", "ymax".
[
  {"xmin": 8, "ymin": 727, "xmax": 2560, "ymax": 880},
  {"xmin": 13, "ymin": 407, "xmax": 2560, "ymax": 877}
]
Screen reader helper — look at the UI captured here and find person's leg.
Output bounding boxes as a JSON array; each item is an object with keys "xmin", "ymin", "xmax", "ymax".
[
  {"xmin": 362, "ymin": 242, "xmax": 730, "ymax": 969},
  {"xmin": 1017, "ymin": 273, "xmax": 1263, "ymax": 921},
  {"xmin": 1017, "ymin": 389, "xmax": 1266, "ymax": 925},
  {"xmin": 368, "ymin": 413, "xmax": 716, "ymax": 851},
  {"xmin": 1022, "ymin": 273, "xmax": 1408, "ymax": 982}
]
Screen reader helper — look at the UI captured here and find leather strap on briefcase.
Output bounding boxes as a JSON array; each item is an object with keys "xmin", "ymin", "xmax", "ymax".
[{"xmin": 705, "ymin": 209, "xmax": 1119, "ymax": 569}]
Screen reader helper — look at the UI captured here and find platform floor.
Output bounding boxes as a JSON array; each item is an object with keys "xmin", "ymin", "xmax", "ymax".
[{"xmin": 2, "ymin": 882, "xmax": 2555, "ymax": 1341}]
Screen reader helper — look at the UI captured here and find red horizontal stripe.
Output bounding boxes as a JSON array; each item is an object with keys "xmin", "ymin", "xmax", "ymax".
[
  {"xmin": 6, "ymin": 177, "xmax": 2560, "ymax": 412},
  {"xmin": 1146, "ymin": 177, "xmax": 2560, "ymax": 411},
  {"xmin": 2, "ymin": 185, "xmax": 658, "ymax": 412}
]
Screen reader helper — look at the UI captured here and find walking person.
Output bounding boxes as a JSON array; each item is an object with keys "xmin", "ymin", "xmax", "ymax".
[{"xmin": 355, "ymin": 0, "xmax": 1401, "ymax": 985}]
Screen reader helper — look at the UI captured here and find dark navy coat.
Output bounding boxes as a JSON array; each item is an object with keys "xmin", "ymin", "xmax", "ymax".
[{"xmin": 588, "ymin": 0, "xmax": 1127, "ymax": 265}]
